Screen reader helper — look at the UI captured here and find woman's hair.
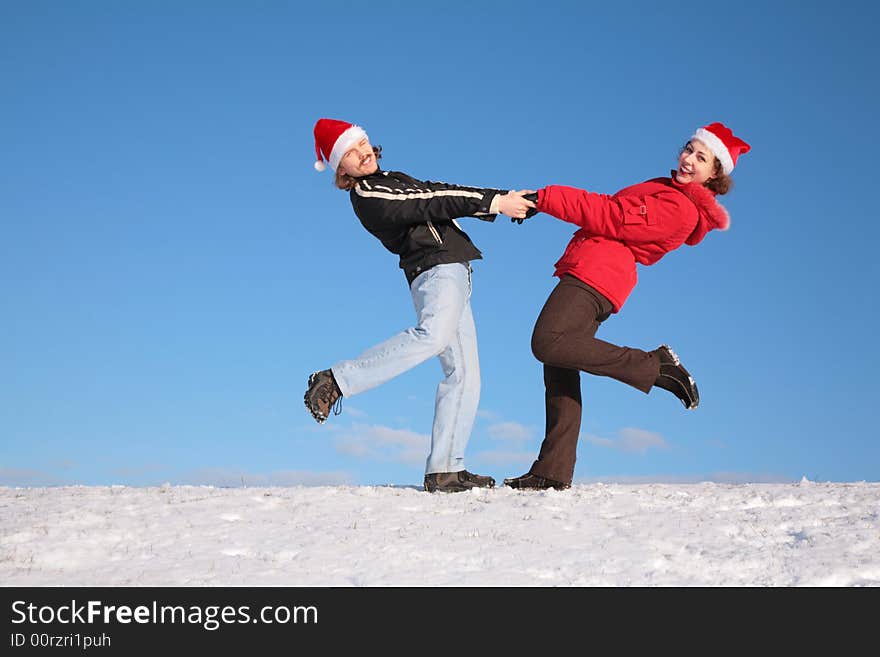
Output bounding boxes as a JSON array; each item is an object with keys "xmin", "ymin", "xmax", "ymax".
[
  {"xmin": 334, "ymin": 145, "xmax": 383, "ymax": 191},
  {"xmin": 680, "ymin": 143, "xmax": 733, "ymax": 195}
]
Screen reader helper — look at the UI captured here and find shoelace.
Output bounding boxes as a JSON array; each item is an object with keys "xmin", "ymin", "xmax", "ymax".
[
  {"xmin": 305, "ymin": 373, "xmax": 344, "ymax": 422},
  {"xmin": 318, "ymin": 381, "xmax": 343, "ymax": 417}
]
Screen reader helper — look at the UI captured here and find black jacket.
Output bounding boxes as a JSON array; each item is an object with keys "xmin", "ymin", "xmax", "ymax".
[{"xmin": 349, "ymin": 170, "xmax": 506, "ymax": 285}]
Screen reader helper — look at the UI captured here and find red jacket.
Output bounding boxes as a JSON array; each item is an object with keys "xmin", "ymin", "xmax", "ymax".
[{"xmin": 537, "ymin": 173, "xmax": 730, "ymax": 312}]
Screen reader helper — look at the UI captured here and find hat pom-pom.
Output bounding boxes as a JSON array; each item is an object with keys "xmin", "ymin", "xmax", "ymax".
[{"xmin": 314, "ymin": 160, "xmax": 326, "ymax": 172}]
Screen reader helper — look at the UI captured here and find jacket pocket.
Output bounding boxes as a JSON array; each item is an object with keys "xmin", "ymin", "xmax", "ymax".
[
  {"xmin": 619, "ymin": 196, "xmax": 657, "ymax": 226},
  {"xmin": 408, "ymin": 223, "xmax": 445, "ymax": 249},
  {"xmin": 426, "ymin": 220, "xmax": 443, "ymax": 244}
]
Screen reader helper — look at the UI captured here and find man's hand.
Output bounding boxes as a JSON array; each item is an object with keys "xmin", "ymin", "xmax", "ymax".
[
  {"xmin": 497, "ymin": 189, "xmax": 537, "ymax": 222},
  {"xmin": 511, "ymin": 192, "xmax": 540, "ymax": 224}
]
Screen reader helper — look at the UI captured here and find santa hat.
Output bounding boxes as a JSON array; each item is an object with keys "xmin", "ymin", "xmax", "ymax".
[
  {"xmin": 691, "ymin": 122, "xmax": 751, "ymax": 175},
  {"xmin": 313, "ymin": 118, "xmax": 368, "ymax": 172}
]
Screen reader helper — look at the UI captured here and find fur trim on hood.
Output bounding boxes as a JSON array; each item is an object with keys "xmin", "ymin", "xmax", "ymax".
[{"xmin": 666, "ymin": 172, "xmax": 731, "ymax": 245}]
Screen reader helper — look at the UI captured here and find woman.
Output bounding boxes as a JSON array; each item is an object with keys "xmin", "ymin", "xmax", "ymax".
[
  {"xmin": 505, "ymin": 122, "xmax": 751, "ymax": 490},
  {"xmin": 304, "ymin": 118, "xmax": 535, "ymax": 493}
]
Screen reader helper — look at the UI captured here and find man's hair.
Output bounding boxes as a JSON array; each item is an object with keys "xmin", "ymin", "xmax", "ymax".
[{"xmin": 335, "ymin": 145, "xmax": 383, "ymax": 191}]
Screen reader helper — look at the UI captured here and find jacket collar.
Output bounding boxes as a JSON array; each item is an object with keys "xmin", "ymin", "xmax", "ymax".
[
  {"xmin": 666, "ymin": 171, "xmax": 730, "ymax": 245},
  {"xmin": 355, "ymin": 167, "xmax": 385, "ymax": 181}
]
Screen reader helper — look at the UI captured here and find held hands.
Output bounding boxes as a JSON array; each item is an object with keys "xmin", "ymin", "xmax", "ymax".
[
  {"xmin": 496, "ymin": 189, "xmax": 538, "ymax": 223},
  {"xmin": 512, "ymin": 191, "xmax": 539, "ymax": 224}
]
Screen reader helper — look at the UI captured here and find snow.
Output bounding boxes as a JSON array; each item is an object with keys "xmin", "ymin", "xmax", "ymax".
[{"xmin": 1, "ymin": 482, "xmax": 878, "ymax": 586}]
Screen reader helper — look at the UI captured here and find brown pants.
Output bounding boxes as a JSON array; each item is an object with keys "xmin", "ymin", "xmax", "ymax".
[{"xmin": 528, "ymin": 276, "xmax": 660, "ymax": 484}]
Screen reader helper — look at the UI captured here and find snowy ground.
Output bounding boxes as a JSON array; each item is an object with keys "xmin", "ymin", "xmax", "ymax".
[{"xmin": 1, "ymin": 481, "xmax": 878, "ymax": 586}]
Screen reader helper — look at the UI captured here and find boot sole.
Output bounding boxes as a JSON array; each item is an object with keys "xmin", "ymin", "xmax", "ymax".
[
  {"xmin": 424, "ymin": 486, "xmax": 478, "ymax": 493},
  {"xmin": 659, "ymin": 346, "xmax": 700, "ymax": 410},
  {"xmin": 424, "ymin": 482, "xmax": 495, "ymax": 493},
  {"xmin": 304, "ymin": 372, "xmax": 328, "ymax": 424}
]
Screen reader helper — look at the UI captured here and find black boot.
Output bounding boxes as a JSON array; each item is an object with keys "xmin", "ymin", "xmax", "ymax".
[
  {"xmin": 503, "ymin": 472, "xmax": 570, "ymax": 490},
  {"xmin": 424, "ymin": 470, "xmax": 495, "ymax": 493},
  {"xmin": 304, "ymin": 370, "xmax": 343, "ymax": 424},
  {"xmin": 653, "ymin": 345, "xmax": 700, "ymax": 409}
]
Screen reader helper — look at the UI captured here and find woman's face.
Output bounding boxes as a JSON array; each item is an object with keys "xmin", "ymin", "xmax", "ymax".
[
  {"xmin": 338, "ymin": 137, "xmax": 379, "ymax": 177},
  {"xmin": 676, "ymin": 139, "xmax": 717, "ymax": 185}
]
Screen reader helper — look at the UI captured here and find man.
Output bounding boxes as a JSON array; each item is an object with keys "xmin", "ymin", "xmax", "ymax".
[{"xmin": 304, "ymin": 118, "xmax": 534, "ymax": 493}]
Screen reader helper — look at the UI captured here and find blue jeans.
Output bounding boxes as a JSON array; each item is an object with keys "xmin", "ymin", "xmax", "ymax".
[{"xmin": 331, "ymin": 263, "xmax": 480, "ymax": 474}]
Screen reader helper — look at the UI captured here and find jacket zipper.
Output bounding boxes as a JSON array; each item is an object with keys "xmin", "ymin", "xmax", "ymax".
[{"xmin": 426, "ymin": 220, "xmax": 443, "ymax": 245}]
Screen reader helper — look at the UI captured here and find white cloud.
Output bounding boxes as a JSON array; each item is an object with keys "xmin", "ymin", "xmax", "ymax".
[
  {"xmin": 705, "ymin": 471, "xmax": 796, "ymax": 484},
  {"xmin": 577, "ymin": 472, "xmax": 796, "ymax": 484},
  {"xmin": 584, "ymin": 435, "xmax": 615, "ymax": 449},
  {"xmin": 111, "ymin": 463, "xmax": 167, "ymax": 478},
  {"xmin": 617, "ymin": 428, "xmax": 668, "ymax": 454},
  {"xmin": 476, "ymin": 409, "xmax": 501, "ymax": 421},
  {"xmin": 343, "ymin": 405, "xmax": 368, "ymax": 419},
  {"xmin": 335, "ymin": 441, "xmax": 370, "ymax": 458},
  {"xmin": 334, "ymin": 423, "xmax": 429, "ymax": 465},
  {"xmin": 584, "ymin": 427, "xmax": 669, "ymax": 455},
  {"xmin": 180, "ymin": 468, "xmax": 353, "ymax": 487},
  {"xmin": 488, "ymin": 421, "xmax": 534, "ymax": 443},
  {"xmin": 0, "ymin": 467, "xmax": 70, "ymax": 487}
]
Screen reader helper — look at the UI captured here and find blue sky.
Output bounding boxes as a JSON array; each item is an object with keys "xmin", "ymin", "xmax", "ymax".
[{"xmin": 2, "ymin": 1, "xmax": 878, "ymax": 487}]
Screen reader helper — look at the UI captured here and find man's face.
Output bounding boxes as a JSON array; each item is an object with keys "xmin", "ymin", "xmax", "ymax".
[{"xmin": 338, "ymin": 137, "xmax": 379, "ymax": 177}]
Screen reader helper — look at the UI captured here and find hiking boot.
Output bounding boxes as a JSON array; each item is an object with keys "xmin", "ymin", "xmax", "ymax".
[
  {"xmin": 424, "ymin": 470, "xmax": 496, "ymax": 493},
  {"xmin": 460, "ymin": 470, "xmax": 496, "ymax": 488},
  {"xmin": 503, "ymin": 472, "xmax": 570, "ymax": 490},
  {"xmin": 653, "ymin": 345, "xmax": 700, "ymax": 410},
  {"xmin": 304, "ymin": 369, "xmax": 343, "ymax": 424}
]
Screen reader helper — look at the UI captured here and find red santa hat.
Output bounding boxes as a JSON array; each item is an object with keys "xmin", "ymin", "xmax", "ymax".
[
  {"xmin": 691, "ymin": 122, "xmax": 751, "ymax": 175},
  {"xmin": 313, "ymin": 118, "xmax": 368, "ymax": 172}
]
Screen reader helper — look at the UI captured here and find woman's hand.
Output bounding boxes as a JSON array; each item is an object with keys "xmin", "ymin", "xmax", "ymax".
[{"xmin": 497, "ymin": 189, "xmax": 537, "ymax": 221}]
